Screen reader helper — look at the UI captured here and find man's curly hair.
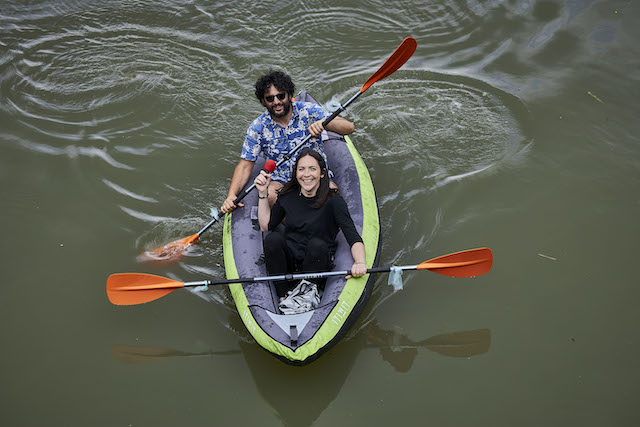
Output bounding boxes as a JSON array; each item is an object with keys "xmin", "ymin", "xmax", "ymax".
[{"xmin": 255, "ymin": 70, "xmax": 295, "ymax": 104}]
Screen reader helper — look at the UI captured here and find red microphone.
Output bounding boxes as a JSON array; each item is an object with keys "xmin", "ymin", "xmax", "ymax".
[{"xmin": 264, "ymin": 159, "xmax": 276, "ymax": 173}]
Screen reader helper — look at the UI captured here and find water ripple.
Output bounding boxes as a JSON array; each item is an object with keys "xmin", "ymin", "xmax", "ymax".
[
  {"xmin": 364, "ymin": 71, "xmax": 532, "ymax": 252},
  {"xmin": 1, "ymin": 0, "xmax": 534, "ymax": 300},
  {"xmin": 2, "ymin": 5, "xmax": 249, "ymax": 162},
  {"xmin": 103, "ymin": 179, "xmax": 158, "ymax": 203}
]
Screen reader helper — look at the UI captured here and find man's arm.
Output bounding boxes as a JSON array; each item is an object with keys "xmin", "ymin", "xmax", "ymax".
[
  {"xmin": 309, "ymin": 117, "xmax": 355, "ymax": 136},
  {"xmin": 220, "ymin": 159, "xmax": 254, "ymax": 213},
  {"xmin": 325, "ymin": 117, "xmax": 355, "ymax": 135}
]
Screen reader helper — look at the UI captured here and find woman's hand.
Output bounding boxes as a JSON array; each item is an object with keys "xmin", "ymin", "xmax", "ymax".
[
  {"xmin": 346, "ymin": 242, "xmax": 367, "ymax": 279},
  {"xmin": 254, "ymin": 170, "xmax": 271, "ymax": 198},
  {"xmin": 346, "ymin": 262, "xmax": 367, "ymax": 279}
]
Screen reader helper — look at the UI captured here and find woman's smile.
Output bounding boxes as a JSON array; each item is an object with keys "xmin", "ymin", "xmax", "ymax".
[{"xmin": 296, "ymin": 155, "xmax": 324, "ymax": 197}]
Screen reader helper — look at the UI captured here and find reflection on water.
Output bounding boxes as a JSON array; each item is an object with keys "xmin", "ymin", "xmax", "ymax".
[
  {"xmin": 365, "ymin": 322, "xmax": 490, "ymax": 372},
  {"xmin": 114, "ymin": 319, "xmax": 490, "ymax": 426}
]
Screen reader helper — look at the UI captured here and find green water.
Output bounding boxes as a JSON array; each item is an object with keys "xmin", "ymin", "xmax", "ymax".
[{"xmin": 1, "ymin": 1, "xmax": 638, "ymax": 426}]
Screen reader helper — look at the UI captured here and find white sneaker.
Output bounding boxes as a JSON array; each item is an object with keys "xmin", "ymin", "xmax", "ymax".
[{"xmin": 279, "ymin": 280, "xmax": 321, "ymax": 314}]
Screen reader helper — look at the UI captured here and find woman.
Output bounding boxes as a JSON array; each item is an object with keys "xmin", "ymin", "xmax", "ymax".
[{"xmin": 254, "ymin": 148, "xmax": 367, "ymax": 299}]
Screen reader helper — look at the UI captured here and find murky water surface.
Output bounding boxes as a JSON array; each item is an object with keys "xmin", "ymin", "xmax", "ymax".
[{"xmin": 2, "ymin": 1, "xmax": 639, "ymax": 426}]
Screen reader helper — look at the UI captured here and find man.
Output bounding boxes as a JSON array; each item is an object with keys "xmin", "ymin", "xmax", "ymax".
[{"xmin": 220, "ymin": 70, "xmax": 355, "ymax": 213}]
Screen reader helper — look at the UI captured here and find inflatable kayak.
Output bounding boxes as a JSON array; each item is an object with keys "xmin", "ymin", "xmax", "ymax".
[{"xmin": 223, "ymin": 91, "xmax": 380, "ymax": 365}]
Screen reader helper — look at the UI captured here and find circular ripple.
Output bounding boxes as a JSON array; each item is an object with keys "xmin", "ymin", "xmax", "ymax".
[
  {"xmin": 0, "ymin": 1, "xmax": 534, "ymax": 310},
  {"xmin": 344, "ymin": 70, "xmax": 532, "ymax": 270},
  {"xmin": 353, "ymin": 71, "xmax": 530, "ymax": 182}
]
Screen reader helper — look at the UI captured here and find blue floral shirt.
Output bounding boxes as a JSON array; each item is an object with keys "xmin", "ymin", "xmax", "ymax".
[{"xmin": 242, "ymin": 101, "xmax": 330, "ymax": 183}]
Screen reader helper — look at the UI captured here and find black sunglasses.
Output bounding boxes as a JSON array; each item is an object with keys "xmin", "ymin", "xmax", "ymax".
[{"xmin": 264, "ymin": 93, "xmax": 287, "ymax": 103}]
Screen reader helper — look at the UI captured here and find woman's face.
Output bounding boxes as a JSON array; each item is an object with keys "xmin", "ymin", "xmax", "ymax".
[{"xmin": 296, "ymin": 155, "xmax": 324, "ymax": 197}]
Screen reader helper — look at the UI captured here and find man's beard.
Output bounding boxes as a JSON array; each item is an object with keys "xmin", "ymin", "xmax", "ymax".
[{"xmin": 267, "ymin": 99, "xmax": 291, "ymax": 118}]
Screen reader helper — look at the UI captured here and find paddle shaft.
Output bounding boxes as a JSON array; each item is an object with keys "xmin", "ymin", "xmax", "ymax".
[
  {"xmin": 216, "ymin": 264, "xmax": 401, "ymax": 285},
  {"xmin": 115, "ymin": 264, "xmax": 412, "ymax": 293},
  {"xmin": 195, "ymin": 258, "xmax": 483, "ymax": 286},
  {"xmin": 233, "ymin": 93, "xmax": 361, "ymax": 204},
  {"xmin": 149, "ymin": 38, "xmax": 416, "ymax": 254}
]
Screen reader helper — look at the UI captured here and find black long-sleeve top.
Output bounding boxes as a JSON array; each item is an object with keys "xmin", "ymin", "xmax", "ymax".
[{"xmin": 268, "ymin": 191, "xmax": 363, "ymax": 261}]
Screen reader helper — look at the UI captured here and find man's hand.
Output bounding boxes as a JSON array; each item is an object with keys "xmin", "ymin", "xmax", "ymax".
[
  {"xmin": 308, "ymin": 120, "xmax": 324, "ymax": 137},
  {"xmin": 220, "ymin": 196, "xmax": 243, "ymax": 214},
  {"xmin": 221, "ymin": 159, "xmax": 254, "ymax": 214}
]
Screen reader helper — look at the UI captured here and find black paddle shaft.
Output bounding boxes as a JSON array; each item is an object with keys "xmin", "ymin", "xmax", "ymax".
[
  {"xmin": 198, "ymin": 84, "xmax": 391, "ymax": 266},
  {"xmin": 183, "ymin": 263, "xmax": 416, "ymax": 288},
  {"xmin": 231, "ymin": 90, "xmax": 364, "ymax": 207},
  {"xmin": 196, "ymin": 90, "xmax": 364, "ymax": 237}
]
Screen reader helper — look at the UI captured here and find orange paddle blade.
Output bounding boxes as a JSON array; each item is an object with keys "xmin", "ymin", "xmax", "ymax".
[
  {"xmin": 139, "ymin": 233, "xmax": 199, "ymax": 262},
  {"xmin": 417, "ymin": 247, "xmax": 493, "ymax": 277},
  {"xmin": 107, "ymin": 273, "xmax": 185, "ymax": 306},
  {"xmin": 360, "ymin": 37, "xmax": 417, "ymax": 93}
]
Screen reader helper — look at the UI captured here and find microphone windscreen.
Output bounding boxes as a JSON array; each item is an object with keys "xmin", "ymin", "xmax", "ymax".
[{"xmin": 264, "ymin": 159, "xmax": 276, "ymax": 173}]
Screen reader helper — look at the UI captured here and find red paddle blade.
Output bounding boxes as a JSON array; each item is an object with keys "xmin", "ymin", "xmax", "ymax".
[
  {"xmin": 417, "ymin": 248, "xmax": 493, "ymax": 278},
  {"xmin": 360, "ymin": 37, "xmax": 417, "ymax": 93},
  {"xmin": 107, "ymin": 273, "xmax": 185, "ymax": 306},
  {"xmin": 139, "ymin": 233, "xmax": 199, "ymax": 262}
]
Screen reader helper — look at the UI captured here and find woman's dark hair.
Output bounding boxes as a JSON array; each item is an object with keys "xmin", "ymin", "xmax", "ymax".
[
  {"xmin": 279, "ymin": 148, "xmax": 337, "ymax": 208},
  {"xmin": 255, "ymin": 70, "xmax": 295, "ymax": 104}
]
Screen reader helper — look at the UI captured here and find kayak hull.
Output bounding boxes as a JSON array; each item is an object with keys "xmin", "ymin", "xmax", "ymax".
[{"xmin": 223, "ymin": 91, "xmax": 380, "ymax": 365}]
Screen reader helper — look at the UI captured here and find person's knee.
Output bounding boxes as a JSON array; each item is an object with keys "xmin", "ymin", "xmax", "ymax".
[
  {"xmin": 306, "ymin": 237, "xmax": 328, "ymax": 256},
  {"xmin": 303, "ymin": 238, "xmax": 330, "ymax": 275},
  {"xmin": 264, "ymin": 231, "xmax": 285, "ymax": 253}
]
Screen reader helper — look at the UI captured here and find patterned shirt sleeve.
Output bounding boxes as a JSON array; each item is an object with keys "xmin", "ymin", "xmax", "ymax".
[
  {"xmin": 304, "ymin": 103, "xmax": 330, "ymax": 123},
  {"xmin": 241, "ymin": 117, "xmax": 263, "ymax": 161}
]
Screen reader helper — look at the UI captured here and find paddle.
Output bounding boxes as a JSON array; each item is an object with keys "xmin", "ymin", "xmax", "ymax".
[
  {"xmin": 139, "ymin": 159, "xmax": 276, "ymax": 261},
  {"xmin": 107, "ymin": 247, "xmax": 492, "ymax": 306},
  {"xmin": 143, "ymin": 37, "xmax": 418, "ymax": 261},
  {"xmin": 113, "ymin": 345, "xmax": 240, "ymax": 365}
]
